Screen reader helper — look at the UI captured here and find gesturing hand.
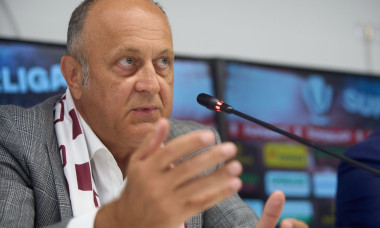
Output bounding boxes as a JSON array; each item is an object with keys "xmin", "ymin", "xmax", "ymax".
[
  {"xmin": 95, "ymin": 118, "xmax": 243, "ymax": 228},
  {"xmin": 257, "ymin": 191, "xmax": 309, "ymax": 228}
]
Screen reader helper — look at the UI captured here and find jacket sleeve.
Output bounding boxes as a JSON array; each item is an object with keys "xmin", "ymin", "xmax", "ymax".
[
  {"xmin": 203, "ymin": 194, "xmax": 259, "ymax": 228},
  {"xmin": 0, "ymin": 142, "xmax": 37, "ymax": 227},
  {"xmin": 0, "ymin": 105, "xmax": 71, "ymax": 228}
]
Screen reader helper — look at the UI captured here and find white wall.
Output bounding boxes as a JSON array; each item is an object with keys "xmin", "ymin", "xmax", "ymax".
[{"xmin": 1, "ymin": 0, "xmax": 379, "ymax": 74}]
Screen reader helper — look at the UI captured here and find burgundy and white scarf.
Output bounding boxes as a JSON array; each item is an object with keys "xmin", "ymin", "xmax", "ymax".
[
  {"xmin": 54, "ymin": 89, "xmax": 100, "ymax": 216},
  {"xmin": 54, "ymin": 89, "xmax": 186, "ymax": 227}
]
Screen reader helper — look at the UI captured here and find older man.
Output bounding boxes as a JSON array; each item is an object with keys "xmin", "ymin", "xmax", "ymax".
[{"xmin": 0, "ymin": 0, "xmax": 307, "ymax": 227}]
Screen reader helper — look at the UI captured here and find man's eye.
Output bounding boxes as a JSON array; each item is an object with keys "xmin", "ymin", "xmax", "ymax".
[
  {"xmin": 157, "ymin": 57, "xmax": 169, "ymax": 67},
  {"xmin": 119, "ymin": 57, "xmax": 134, "ymax": 67}
]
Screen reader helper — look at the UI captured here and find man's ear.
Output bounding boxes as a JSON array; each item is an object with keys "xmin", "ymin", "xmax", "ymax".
[{"xmin": 60, "ymin": 55, "xmax": 83, "ymax": 100}]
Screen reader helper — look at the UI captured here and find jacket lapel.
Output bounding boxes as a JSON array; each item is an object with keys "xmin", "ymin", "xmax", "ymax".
[{"xmin": 44, "ymin": 96, "xmax": 73, "ymax": 220}]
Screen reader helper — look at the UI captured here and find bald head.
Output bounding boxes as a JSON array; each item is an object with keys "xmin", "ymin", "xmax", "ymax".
[{"xmin": 66, "ymin": 0, "xmax": 170, "ymax": 85}]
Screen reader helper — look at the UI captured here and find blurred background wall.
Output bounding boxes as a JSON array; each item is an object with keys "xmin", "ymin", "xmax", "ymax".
[{"xmin": 1, "ymin": 0, "xmax": 379, "ymax": 75}]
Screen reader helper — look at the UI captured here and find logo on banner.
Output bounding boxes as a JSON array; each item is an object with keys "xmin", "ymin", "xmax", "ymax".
[
  {"xmin": 0, "ymin": 64, "xmax": 66, "ymax": 94},
  {"xmin": 313, "ymin": 172, "xmax": 337, "ymax": 198},
  {"xmin": 263, "ymin": 143, "xmax": 308, "ymax": 169},
  {"xmin": 265, "ymin": 171, "xmax": 311, "ymax": 197},
  {"xmin": 342, "ymin": 88, "xmax": 380, "ymax": 120},
  {"xmin": 280, "ymin": 200, "xmax": 313, "ymax": 224},
  {"xmin": 302, "ymin": 75, "xmax": 333, "ymax": 126}
]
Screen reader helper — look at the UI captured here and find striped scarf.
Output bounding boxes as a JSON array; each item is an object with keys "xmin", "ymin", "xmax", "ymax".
[{"xmin": 54, "ymin": 89, "xmax": 99, "ymax": 216}]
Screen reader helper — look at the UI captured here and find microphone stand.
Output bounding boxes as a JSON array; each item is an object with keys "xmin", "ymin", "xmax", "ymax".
[{"xmin": 197, "ymin": 93, "xmax": 380, "ymax": 177}]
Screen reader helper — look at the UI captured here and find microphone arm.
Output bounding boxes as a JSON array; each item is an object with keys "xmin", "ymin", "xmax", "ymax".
[{"xmin": 197, "ymin": 93, "xmax": 380, "ymax": 177}]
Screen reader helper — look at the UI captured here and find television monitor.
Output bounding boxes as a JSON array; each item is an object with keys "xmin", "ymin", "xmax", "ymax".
[
  {"xmin": 171, "ymin": 56, "xmax": 217, "ymax": 127},
  {"xmin": 0, "ymin": 38, "xmax": 67, "ymax": 107},
  {"xmin": 224, "ymin": 60, "xmax": 380, "ymax": 228}
]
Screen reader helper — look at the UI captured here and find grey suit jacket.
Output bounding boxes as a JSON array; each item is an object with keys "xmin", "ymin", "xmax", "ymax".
[{"xmin": 0, "ymin": 95, "xmax": 258, "ymax": 228}]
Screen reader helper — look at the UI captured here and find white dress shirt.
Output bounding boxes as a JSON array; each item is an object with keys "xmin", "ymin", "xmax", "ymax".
[{"xmin": 67, "ymin": 114, "xmax": 125, "ymax": 227}]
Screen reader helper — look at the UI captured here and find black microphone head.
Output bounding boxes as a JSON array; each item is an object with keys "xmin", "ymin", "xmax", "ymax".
[
  {"xmin": 197, "ymin": 93, "xmax": 233, "ymax": 113},
  {"xmin": 197, "ymin": 93, "xmax": 219, "ymax": 110}
]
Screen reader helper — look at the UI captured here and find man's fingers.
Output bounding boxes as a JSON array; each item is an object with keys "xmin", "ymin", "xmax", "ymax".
[
  {"xmin": 137, "ymin": 118, "xmax": 170, "ymax": 160},
  {"xmin": 174, "ymin": 160, "xmax": 243, "ymax": 212},
  {"xmin": 168, "ymin": 142, "xmax": 237, "ymax": 186},
  {"xmin": 155, "ymin": 129, "xmax": 216, "ymax": 170},
  {"xmin": 256, "ymin": 190, "xmax": 285, "ymax": 228}
]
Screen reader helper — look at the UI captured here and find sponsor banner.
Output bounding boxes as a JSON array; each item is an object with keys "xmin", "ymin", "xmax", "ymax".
[
  {"xmin": 240, "ymin": 173, "xmax": 261, "ymax": 194},
  {"xmin": 235, "ymin": 141, "xmax": 257, "ymax": 167},
  {"xmin": 235, "ymin": 140, "xmax": 265, "ymax": 198},
  {"xmin": 305, "ymin": 126, "xmax": 369, "ymax": 145},
  {"xmin": 313, "ymin": 146, "xmax": 347, "ymax": 167},
  {"xmin": 265, "ymin": 171, "xmax": 311, "ymax": 197},
  {"xmin": 228, "ymin": 121, "xmax": 289, "ymax": 141},
  {"xmin": 263, "ymin": 142, "xmax": 308, "ymax": 169},
  {"xmin": 280, "ymin": 200, "xmax": 314, "ymax": 224},
  {"xmin": 225, "ymin": 57, "xmax": 380, "ymax": 228},
  {"xmin": 313, "ymin": 172, "xmax": 337, "ymax": 198},
  {"xmin": 245, "ymin": 198, "xmax": 313, "ymax": 225},
  {"xmin": 228, "ymin": 121, "xmax": 372, "ymax": 146}
]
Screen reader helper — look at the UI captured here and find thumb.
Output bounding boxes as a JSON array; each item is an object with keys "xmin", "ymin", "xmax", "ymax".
[
  {"xmin": 137, "ymin": 118, "xmax": 170, "ymax": 160},
  {"xmin": 256, "ymin": 190, "xmax": 285, "ymax": 228}
]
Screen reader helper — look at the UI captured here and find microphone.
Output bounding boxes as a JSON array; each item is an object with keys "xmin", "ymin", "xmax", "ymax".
[{"xmin": 197, "ymin": 93, "xmax": 380, "ymax": 177}]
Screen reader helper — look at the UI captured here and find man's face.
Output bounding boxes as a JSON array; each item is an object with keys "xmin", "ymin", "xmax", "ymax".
[{"xmin": 74, "ymin": 0, "xmax": 174, "ymax": 152}]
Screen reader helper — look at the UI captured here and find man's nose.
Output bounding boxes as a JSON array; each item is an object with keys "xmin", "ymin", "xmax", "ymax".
[{"xmin": 135, "ymin": 63, "xmax": 160, "ymax": 94}]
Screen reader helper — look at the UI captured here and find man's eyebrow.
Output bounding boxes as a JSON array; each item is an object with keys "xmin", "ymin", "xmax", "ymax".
[
  {"xmin": 113, "ymin": 47, "xmax": 141, "ymax": 57},
  {"xmin": 158, "ymin": 49, "xmax": 174, "ymax": 56},
  {"xmin": 111, "ymin": 47, "xmax": 174, "ymax": 58}
]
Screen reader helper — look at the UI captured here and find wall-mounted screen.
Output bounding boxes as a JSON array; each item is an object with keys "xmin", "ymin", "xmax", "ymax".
[
  {"xmin": 224, "ymin": 60, "xmax": 380, "ymax": 227},
  {"xmin": 171, "ymin": 56, "xmax": 216, "ymax": 126},
  {"xmin": 0, "ymin": 38, "xmax": 67, "ymax": 106}
]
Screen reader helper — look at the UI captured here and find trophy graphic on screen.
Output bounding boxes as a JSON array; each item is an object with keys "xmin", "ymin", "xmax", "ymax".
[{"xmin": 302, "ymin": 75, "xmax": 333, "ymax": 126}]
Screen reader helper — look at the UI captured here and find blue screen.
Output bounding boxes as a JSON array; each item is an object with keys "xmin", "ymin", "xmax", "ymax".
[
  {"xmin": 0, "ymin": 39, "xmax": 67, "ymax": 106},
  {"xmin": 171, "ymin": 57, "xmax": 215, "ymax": 125},
  {"xmin": 225, "ymin": 61, "xmax": 380, "ymax": 227}
]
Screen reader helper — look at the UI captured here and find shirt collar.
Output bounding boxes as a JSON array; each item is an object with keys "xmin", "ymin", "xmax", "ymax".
[{"xmin": 77, "ymin": 112, "xmax": 108, "ymax": 159}]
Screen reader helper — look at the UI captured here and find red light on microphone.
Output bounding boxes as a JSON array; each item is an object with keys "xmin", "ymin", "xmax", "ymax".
[{"xmin": 215, "ymin": 100, "xmax": 225, "ymax": 112}]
